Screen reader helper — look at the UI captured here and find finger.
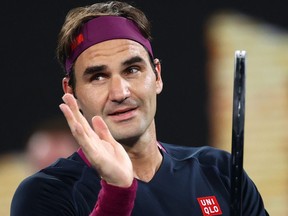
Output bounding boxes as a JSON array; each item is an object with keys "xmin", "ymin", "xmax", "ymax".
[
  {"xmin": 62, "ymin": 93, "xmax": 93, "ymax": 135},
  {"xmin": 61, "ymin": 93, "xmax": 82, "ymax": 118},
  {"xmin": 60, "ymin": 103, "xmax": 105, "ymax": 158},
  {"xmin": 59, "ymin": 103, "xmax": 87, "ymax": 141},
  {"xmin": 59, "ymin": 103, "xmax": 77, "ymax": 132},
  {"xmin": 92, "ymin": 116, "xmax": 115, "ymax": 145}
]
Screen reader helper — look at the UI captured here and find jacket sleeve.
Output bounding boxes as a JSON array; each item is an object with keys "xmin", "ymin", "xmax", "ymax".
[
  {"xmin": 90, "ymin": 178, "xmax": 138, "ymax": 216},
  {"xmin": 10, "ymin": 174, "xmax": 77, "ymax": 216},
  {"xmin": 241, "ymin": 170, "xmax": 269, "ymax": 215}
]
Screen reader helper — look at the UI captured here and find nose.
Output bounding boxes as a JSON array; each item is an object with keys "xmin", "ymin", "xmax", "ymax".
[{"xmin": 108, "ymin": 76, "xmax": 130, "ymax": 103}]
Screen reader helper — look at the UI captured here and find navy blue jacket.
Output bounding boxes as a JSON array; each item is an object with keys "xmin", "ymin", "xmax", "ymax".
[{"xmin": 11, "ymin": 143, "xmax": 268, "ymax": 215}]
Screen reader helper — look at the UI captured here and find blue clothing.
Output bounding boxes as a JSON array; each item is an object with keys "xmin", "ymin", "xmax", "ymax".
[{"xmin": 11, "ymin": 143, "xmax": 268, "ymax": 215}]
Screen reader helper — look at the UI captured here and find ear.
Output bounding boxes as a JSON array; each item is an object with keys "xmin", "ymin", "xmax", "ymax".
[
  {"xmin": 62, "ymin": 77, "xmax": 73, "ymax": 94},
  {"xmin": 154, "ymin": 58, "xmax": 163, "ymax": 94}
]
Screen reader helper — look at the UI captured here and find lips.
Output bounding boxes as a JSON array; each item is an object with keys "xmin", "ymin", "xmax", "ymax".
[
  {"xmin": 109, "ymin": 107, "xmax": 136, "ymax": 116},
  {"xmin": 107, "ymin": 106, "xmax": 138, "ymax": 121}
]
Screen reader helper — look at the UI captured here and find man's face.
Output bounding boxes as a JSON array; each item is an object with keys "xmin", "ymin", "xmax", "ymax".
[{"xmin": 71, "ymin": 39, "xmax": 163, "ymax": 143}]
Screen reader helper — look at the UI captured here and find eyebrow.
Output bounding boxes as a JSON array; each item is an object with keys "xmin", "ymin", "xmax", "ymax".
[
  {"xmin": 82, "ymin": 56, "xmax": 146, "ymax": 76},
  {"xmin": 122, "ymin": 56, "xmax": 145, "ymax": 66},
  {"xmin": 83, "ymin": 65, "xmax": 107, "ymax": 77}
]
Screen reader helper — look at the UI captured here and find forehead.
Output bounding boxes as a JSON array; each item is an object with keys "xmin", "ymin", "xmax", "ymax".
[{"xmin": 78, "ymin": 39, "xmax": 149, "ymax": 63}]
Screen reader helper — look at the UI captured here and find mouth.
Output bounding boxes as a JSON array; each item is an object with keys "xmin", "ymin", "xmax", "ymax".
[
  {"xmin": 108, "ymin": 107, "xmax": 137, "ymax": 121},
  {"xmin": 109, "ymin": 107, "xmax": 136, "ymax": 116}
]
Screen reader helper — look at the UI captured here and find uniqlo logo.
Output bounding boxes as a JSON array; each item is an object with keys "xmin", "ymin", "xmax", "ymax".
[{"xmin": 197, "ymin": 196, "xmax": 222, "ymax": 216}]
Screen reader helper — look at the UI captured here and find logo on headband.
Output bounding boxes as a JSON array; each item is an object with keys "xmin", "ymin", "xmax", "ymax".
[{"xmin": 71, "ymin": 34, "xmax": 84, "ymax": 51}]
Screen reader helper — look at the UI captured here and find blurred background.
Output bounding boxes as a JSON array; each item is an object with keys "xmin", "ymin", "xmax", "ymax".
[{"xmin": 0, "ymin": 0, "xmax": 287, "ymax": 215}]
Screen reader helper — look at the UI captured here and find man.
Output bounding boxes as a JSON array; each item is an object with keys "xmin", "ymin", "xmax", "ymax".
[{"xmin": 11, "ymin": 1, "xmax": 268, "ymax": 215}]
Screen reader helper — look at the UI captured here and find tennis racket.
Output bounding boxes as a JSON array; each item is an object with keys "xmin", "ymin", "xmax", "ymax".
[{"xmin": 230, "ymin": 50, "xmax": 246, "ymax": 216}]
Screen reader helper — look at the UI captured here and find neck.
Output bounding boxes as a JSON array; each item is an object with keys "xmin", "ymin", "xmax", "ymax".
[{"xmin": 126, "ymin": 141, "xmax": 163, "ymax": 182}]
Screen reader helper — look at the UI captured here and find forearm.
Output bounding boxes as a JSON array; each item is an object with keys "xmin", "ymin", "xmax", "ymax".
[{"xmin": 90, "ymin": 178, "xmax": 138, "ymax": 216}]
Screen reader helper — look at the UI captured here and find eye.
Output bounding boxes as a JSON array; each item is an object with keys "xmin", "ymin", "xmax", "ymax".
[
  {"xmin": 126, "ymin": 66, "xmax": 140, "ymax": 75},
  {"xmin": 90, "ymin": 73, "xmax": 107, "ymax": 81}
]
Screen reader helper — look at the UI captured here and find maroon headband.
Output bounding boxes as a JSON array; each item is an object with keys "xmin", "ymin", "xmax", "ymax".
[{"xmin": 65, "ymin": 15, "xmax": 154, "ymax": 74}]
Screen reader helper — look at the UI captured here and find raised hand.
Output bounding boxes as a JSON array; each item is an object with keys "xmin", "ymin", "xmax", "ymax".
[{"xmin": 59, "ymin": 93, "xmax": 134, "ymax": 187}]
